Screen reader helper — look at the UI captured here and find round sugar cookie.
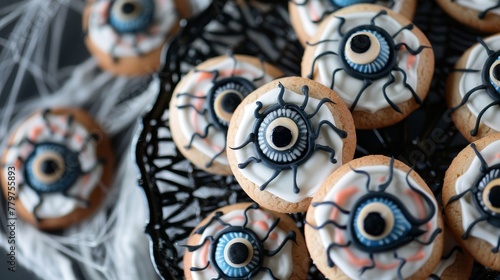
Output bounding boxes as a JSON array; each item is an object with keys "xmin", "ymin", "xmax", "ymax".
[
  {"xmin": 305, "ymin": 155, "xmax": 444, "ymax": 280},
  {"xmin": 183, "ymin": 202, "xmax": 309, "ymax": 280},
  {"xmin": 446, "ymin": 34, "xmax": 500, "ymax": 142},
  {"xmin": 169, "ymin": 55, "xmax": 283, "ymax": 175},
  {"xmin": 83, "ymin": 0, "xmax": 190, "ymax": 76},
  {"xmin": 226, "ymin": 76, "xmax": 356, "ymax": 213},
  {"xmin": 436, "ymin": 0, "xmax": 500, "ymax": 34},
  {"xmin": 301, "ymin": 4, "xmax": 434, "ymax": 129},
  {"xmin": 0, "ymin": 108, "xmax": 115, "ymax": 230},
  {"xmin": 289, "ymin": 0, "xmax": 417, "ymax": 46},
  {"xmin": 443, "ymin": 133, "xmax": 500, "ymax": 270}
]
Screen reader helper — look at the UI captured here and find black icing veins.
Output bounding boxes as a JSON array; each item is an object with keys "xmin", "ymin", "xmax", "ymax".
[
  {"xmin": 231, "ymin": 82, "xmax": 347, "ymax": 194},
  {"xmin": 184, "ymin": 203, "xmax": 296, "ymax": 279},
  {"xmin": 446, "ymin": 143, "xmax": 500, "ymax": 252},
  {"xmin": 451, "ymin": 0, "xmax": 500, "ymax": 19},
  {"xmin": 449, "ymin": 38, "xmax": 500, "ymax": 137},
  {"xmin": 308, "ymin": 158, "xmax": 441, "ymax": 279},
  {"xmin": 10, "ymin": 109, "xmax": 103, "ymax": 221},
  {"xmin": 307, "ymin": 10, "xmax": 429, "ymax": 113},
  {"xmin": 175, "ymin": 55, "xmax": 265, "ymax": 168}
]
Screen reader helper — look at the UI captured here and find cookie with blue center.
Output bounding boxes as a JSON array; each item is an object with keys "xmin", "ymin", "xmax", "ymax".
[
  {"xmin": 436, "ymin": 0, "xmax": 500, "ymax": 33},
  {"xmin": 183, "ymin": 202, "xmax": 309, "ymax": 280},
  {"xmin": 226, "ymin": 77, "xmax": 356, "ymax": 213},
  {"xmin": 301, "ymin": 4, "xmax": 434, "ymax": 129},
  {"xmin": 289, "ymin": 0, "xmax": 417, "ymax": 46},
  {"xmin": 0, "ymin": 108, "xmax": 114, "ymax": 230},
  {"xmin": 446, "ymin": 34, "xmax": 500, "ymax": 142},
  {"xmin": 305, "ymin": 155, "xmax": 443, "ymax": 280},
  {"xmin": 83, "ymin": 0, "xmax": 191, "ymax": 76},
  {"xmin": 443, "ymin": 133, "xmax": 500, "ymax": 270}
]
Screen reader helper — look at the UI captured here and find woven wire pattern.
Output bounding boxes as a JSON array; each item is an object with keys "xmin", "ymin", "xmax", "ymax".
[{"xmin": 135, "ymin": 0, "xmax": 498, "ymax": 279}]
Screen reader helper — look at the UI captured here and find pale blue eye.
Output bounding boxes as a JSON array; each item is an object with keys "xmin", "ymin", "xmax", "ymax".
[
  {"xmin": 212, "ymin": 230, "xmax": 262, "ymax": 278},
  {"xmin": 24, "ymin": 143, "xmax": 82, "ymax": 194},
  {"xmin": 108, "ymin": 0, "xmax": 155, "ymax": 33},
  {"xmin": 343, "ymin": 29, "xmax": 390, "ymax": 75},
  {"xmin": 331, "ymin": 0, "xmax": 376, "ymax": 8},
  {"xmin": 352, "ymin": 196, "xmax": 411, "ymax": 250}
]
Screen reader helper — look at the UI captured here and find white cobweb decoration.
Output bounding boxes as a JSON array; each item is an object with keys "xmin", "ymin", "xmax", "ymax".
[{"xmin": 0, "ymin": 0, "xmax": 168, "ymax": 279}]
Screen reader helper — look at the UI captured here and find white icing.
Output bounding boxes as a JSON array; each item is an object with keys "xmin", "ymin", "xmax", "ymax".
[
  {"xmin": 455, "ymin": 0, "xmax": 500, "ymax": 16},
  {"xmin": 312, "ymin": 12, "xmax": 421, "ymax": 113},
  {"xmin": 190, "ymin": 207, "xmax": 293, "ymax": 280},
  {"xmin": 233, "ymin": 87, "xmax": 344, "ymax": 203},
  {"xmin": 314, "ymin": 165, "xmax": 438, "ymax": 280},
  {"xmin": 459, "ymin": 35, "xmax": 500, "ymax": 132},
  {"xmin": 2, "ymin": 113, "xmax": 102, "ymax": 219},
  {"xmin": 455, "ymin": 140, "xmax": 500, "ymax": 247},
  {"xmin": 295, "ymin": 0, "xmax": 405, "ymax": 38},
  {"xmin": 87, "ymin": 0, "xmax": 178, "ymax": 57},
  {"xmin": 429, "ymin": 230, "xmax": 459, "ymax": 278},
  {"xmin": 174, "ymin": 57, "xmax": 276, "ymax": 166}
]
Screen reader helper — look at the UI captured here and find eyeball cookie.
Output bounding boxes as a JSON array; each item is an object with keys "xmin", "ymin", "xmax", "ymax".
[
  {"xmin": 83, "ymin": 0, "xmax": 190, "ymax": 76},
  {"xmin": 289, "ymin": 0, "xmax": 417, "ymax": 46},
  {"xmin": 169, "ymin": 55, "xmax": 283, "ymax": 175},
  {"xmin": 226, "ymin": 77, "xmax": 356, "ymax": 213},
  {"xmin": 0, "ymin": 108, "xmax": 114, "ymax": 230},
  {"xmin": 302, "ymin": 4, "xmax": 434, "ymax": 129},
  {"xmin": 436, "ymin": 0, "xmax": 500, "ymax": 34},
  {"xmin": 305, "ymin": 155, "xmax": 443, "ymax": 280},
  {"xmin": 446, "ymin": 35, "xmax": 500, "ymax": 142},
  {"xmin": 428, "ymin": 227, "xmax": 473, "ymax": 280},
  {"xmin": 183, "ymin": 202, "xmax": 309, "ymax": 280},
  {"xmin": 443, "ymin": 133, "xmax": 500, "ymax": 270}
]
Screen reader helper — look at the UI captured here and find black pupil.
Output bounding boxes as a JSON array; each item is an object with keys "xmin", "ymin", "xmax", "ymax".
[
  {"xmin": 227, "ymin": 242, "xmax": 249, "ymax": 265},
  {"xmin": 221, "ymin": 91, "xmax": 242, "ymax": 113},
  {"xmin": 351, "ymin": 34, "xmax": 371, "ymax": 54},
  {"xmin": 271, "ymin": 126, "xmax": 293, "ymax": 148},
  {"xmin": 41, "ymin": 159, "xmax": 59, "ymax": 175},
  {"xmin": 363, "ymin": 212, "xmax": 386, "ymax": 236},
  {"xmin": 493, "ymin": 64, "xmax": 500, "ymax": 81},
  {"xmin": 489, "ymin": 186, "xmax": 500, "ymax": 208},
  {"xmin": 122, "ymin": 2, "xmax": 136, "ymax": 14}
]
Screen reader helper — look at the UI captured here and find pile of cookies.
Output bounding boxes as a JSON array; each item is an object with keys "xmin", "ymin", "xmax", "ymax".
[
  {"xmin": 169, "ymin": 1, "xmax": 500, "ymax": 279},
  {"xmin": 2, "ymin": 0, "xmax": 500, "ymax": 279}
]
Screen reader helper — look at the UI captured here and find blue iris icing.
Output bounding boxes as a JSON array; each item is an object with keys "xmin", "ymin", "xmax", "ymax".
[
  {"xmin": 345, "ymin": 30, "xmax": 390, "ymax": 74},
  {"xmin": 108, "ymin": 0, "xmax": 155, "ymax": 34},
  {"xmin": 489, "ymin": 57, "xmax": 500, "ymax": 93},
  {"xmin": 257, "ymin": 108, "xmax": 308, "ymax": 163},
  {"xmin": 332, "ymin": 0, "xmax": 376, "ymax": 7},
  {"xmin": 353, "ymin": 197, "xmax": 411, "ymax": 248},
  {"xmin": 24, "ymin": 143, "xmax": 81, "ymax": 194},
  {"xmin": 214, "ymin": 231, "xmax": 261, "ymax": 278}
]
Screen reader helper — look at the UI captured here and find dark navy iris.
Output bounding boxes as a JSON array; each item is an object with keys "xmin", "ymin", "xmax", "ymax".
[
  {"xmin": 24, "ymin": 143, "xmax": 81, "ymax": 194},
  {"xmin": 108, "ymin": 0, "xmax": 155, "ymax": 34},
  {"xmin": 211, "ymin": 228, "xmax": 263, "ymax": 279}
]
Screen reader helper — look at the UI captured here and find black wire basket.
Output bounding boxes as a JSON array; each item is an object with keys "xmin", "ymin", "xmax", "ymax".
[{"xmin": 134, "ymin": 0, "xmax": 497, "ymax": 279}]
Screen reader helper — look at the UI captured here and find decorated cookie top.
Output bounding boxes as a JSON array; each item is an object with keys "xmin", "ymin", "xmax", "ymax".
[
  {"xmin": 448, "ymin": 140, "xmax": 500, "ymax": 251},
  {"xmin": 452, "ymin": 36, "xmax": 500, "ymax": 135},
  {"xmin": 229, "ymin": 80, "xmax": 350, "ymax": 204},
  {"xmin": 87, "ymin": 0, "xmax": 179, "ymax": 57},
  {"xmin": 309, "ymin": 157, "xmax": 440, "ymax": 279},
  {"xmin": 171, "ymin": 55, "xmax": 280, "ymax": 173},
  {"xmin": 184, "ymin": 203, "xmax": 296, "ymax": 280},
  {"xmin": 1, "ymin": 109, "xmax": 105, "ymax": 221},
  {"xmin": 303, "ymin": 5, "xmax": 431, "ymax": 114},
  {"xmin": 289, "ymin": 0, "xmax": 412, "ymax": 43}
]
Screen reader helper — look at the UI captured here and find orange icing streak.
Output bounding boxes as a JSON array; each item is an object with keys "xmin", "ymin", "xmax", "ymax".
[{"xmin": 331, "ymin": 186, "xmax": 358, "ymax": 220}]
